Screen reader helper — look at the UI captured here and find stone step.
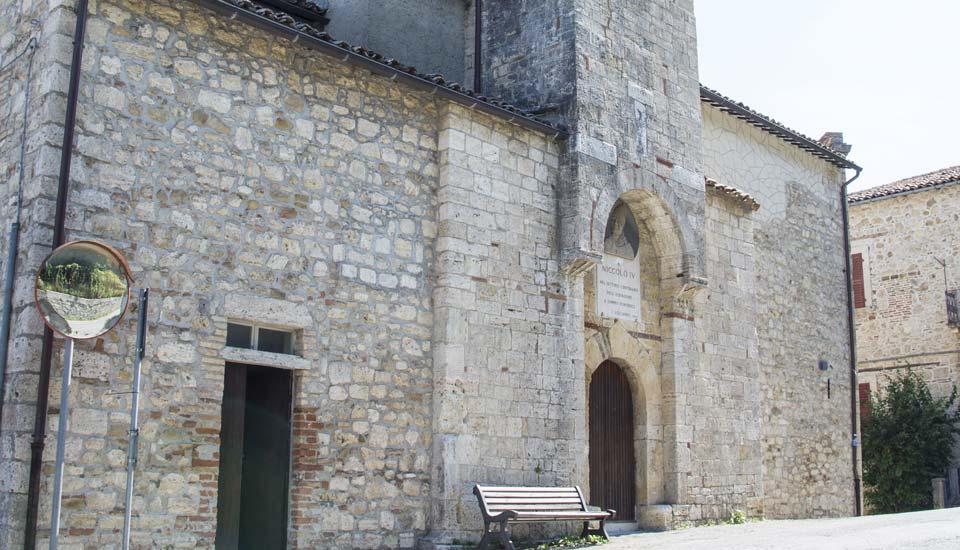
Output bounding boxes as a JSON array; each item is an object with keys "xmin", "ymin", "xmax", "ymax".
[{"xmin": 606, "ymin": 521, "xmax": 641, "ymax": 536}]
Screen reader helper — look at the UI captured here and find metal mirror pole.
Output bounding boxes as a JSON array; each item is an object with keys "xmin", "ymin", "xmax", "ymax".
[
  {"xmin": 49, "ymin": 337, "xmax": 75, "ymax": 550},
  {"xmin": 122, "ymin": 288, "xmax": 149, "ymax": 550}
]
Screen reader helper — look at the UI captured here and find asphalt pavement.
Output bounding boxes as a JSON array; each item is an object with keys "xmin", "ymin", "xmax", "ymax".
[{"xmin": 602, "ymin": 508, "xmax": 960, "ymax": 550}]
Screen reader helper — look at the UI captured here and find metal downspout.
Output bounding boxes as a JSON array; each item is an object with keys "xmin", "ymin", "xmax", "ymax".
[
  {"xmin": 841, "ymin": 166, "xmax": 863, "ymax": 516},
  {"xmin": 473, "ymin": 0, "xmax": 482, "ymax": 93},
  {"xmin": 0, "ymin": 36, "xmax": 38, "ymax": 431},
  {"xmin": 23, "ymin": 1, "xmax": 88, "ymax": 548}
]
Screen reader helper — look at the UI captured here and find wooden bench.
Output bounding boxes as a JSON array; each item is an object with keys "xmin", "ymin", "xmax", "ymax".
[{"xmin": 472, "ymin": 485, "xmax": 615, "ymax": 550}]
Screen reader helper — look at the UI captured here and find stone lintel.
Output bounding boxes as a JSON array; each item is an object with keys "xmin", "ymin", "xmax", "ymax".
[
  {"xmin": 574, "ymin": 134, "xmax": 618, "ymax": 166},
  {"xmin": 221, "ymin": 294, "xmax": 313, "ymax": 329},
  {"xmin": 219, "ymin": 346, "xmax": 312, "ymax": 370}
]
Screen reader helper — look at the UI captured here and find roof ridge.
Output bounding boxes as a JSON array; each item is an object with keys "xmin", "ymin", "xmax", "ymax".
[{"xmin": 879, "ymin": 164, "xmax": 960, "ymax": 188}]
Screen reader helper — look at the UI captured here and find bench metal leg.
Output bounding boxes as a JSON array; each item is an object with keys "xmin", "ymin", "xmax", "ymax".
[
  {"xmin": 478, "ymin": 520, "xmax": 516, "ymax": 550},
  {"xmin": 581, "ymin": 518, "xmax": 610, "ymax": 540},
  {"xmin": 497, "ymin": 521, "xmax": 516, "ymax": 550},
  {"xmin": 477, "ymin": 522, "xmax": 495, "ymax": 550}
]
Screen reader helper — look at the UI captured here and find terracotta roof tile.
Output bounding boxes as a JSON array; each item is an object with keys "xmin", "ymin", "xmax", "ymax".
[
  {"xmin": 705, "ymin": 177, "xmax": 760, "ymax": 211},
  {"xmin": 848, "ymin": 165, "xmax": 960, "ymax": 203},
  {"xmin": 259, "ymin": 0, "xmax": 329, "ymax": 24}
]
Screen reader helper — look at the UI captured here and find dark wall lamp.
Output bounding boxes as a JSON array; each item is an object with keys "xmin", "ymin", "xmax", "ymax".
[{"xmin": 820, "ymin": 359, "xmax": 833, "ymax": 398}]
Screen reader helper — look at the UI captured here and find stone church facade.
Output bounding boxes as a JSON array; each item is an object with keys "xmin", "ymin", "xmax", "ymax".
[{"xmin": 0, "ymin": 0, "xmax": 860, "ymax": 548}]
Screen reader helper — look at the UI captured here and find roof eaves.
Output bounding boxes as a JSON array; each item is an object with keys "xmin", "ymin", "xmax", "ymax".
[
  {"xmin": 258, "ymin": 0, "xmax": 329, "ymax": 24},
  {"xmin": 700, "ymin": 85, "xmax": 860, "ymax": 171},
  {"xmin": 848, "ymin": 179, "xmax": 960, "ymax": 206},
  {"xmin": 848, "ymin": 167, "xmax": 960, "ymax": 204},
  {"xmin": 705, "ymin": 177, "xmax": 760, "ymax": 211},
  {"xmin": 185, "ymin": 0, "xmax": 569, "ymax": 139}
]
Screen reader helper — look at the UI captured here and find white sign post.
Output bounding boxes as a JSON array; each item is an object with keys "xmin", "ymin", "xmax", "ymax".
[{"xmin": 34, "ymin": 241, "xmax": 133, "ymax": 550}]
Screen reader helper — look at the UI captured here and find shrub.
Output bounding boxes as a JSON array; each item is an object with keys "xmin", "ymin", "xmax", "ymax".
[
  {"xmin": 862, "ymin": 370, "xmax": 960, "ymax": 513},
  {"xmin": 724, "ymin": 509, "xmax": 746, "ymax": 525},
  {"xmin": 38, "ymin": 260, "xmax": 126, "ymax": 299}
]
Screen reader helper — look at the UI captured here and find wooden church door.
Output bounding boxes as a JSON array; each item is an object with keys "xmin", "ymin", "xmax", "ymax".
[
  {"xmin": 589, "ymin": 361, "xmax": 636, "ymax": 520},
  {"xmin": 216, "ymin": 363, "xmax": 293, "ymax": 549}
]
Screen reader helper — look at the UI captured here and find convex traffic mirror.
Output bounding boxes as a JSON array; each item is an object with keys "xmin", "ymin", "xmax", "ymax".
[{"xmin": 34, "ymin": 240, "xmax": 133, "ymax": 339}]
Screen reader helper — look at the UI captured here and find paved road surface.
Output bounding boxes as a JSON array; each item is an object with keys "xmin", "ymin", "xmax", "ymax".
[{"xmin": 603, "ymin": 508, "xmax": 960, "ymax": 550}]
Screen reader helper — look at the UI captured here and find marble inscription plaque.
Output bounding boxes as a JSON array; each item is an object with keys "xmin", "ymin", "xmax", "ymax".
[{"xmin": 597, "ymin": 254, "xmax": 642, "ymax": 322}]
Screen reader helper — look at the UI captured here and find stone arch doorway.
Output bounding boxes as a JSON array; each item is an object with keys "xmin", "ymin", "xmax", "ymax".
[
  {"xmin": 589, "ymin": 361, "xmax": 636, "ymax": 520},
  {"xmin": 582, "ymin": 177, "xmax": 704, "ymax": 528}
]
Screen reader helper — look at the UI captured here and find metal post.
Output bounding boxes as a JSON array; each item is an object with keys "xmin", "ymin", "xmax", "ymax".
[
  {"xmin": 122, "ymin": 289, "xmax": 149, "ymax": 550},
  {"xmin": 474, "ymin": 0, "xmax": 483, "ymax": 93},
  {"xmin": 49, "ymin": 338, "xmax": 74, "ymax": 550},
  {"xmin": 0, "ymin": 222, "xmax": 20, "ymax": 426}
]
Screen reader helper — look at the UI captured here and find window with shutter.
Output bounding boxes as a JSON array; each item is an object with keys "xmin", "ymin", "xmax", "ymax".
[{"xmin": 852, "ymin": 253, "xmax": 866, "ymax": 308}]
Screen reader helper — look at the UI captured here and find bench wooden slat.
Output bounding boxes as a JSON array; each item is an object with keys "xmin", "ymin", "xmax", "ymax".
[
  {"xmin": 487, "ymin": 504, "xmax": 582, "ymax": 509},
  {"xmin": 488, "ymin": 504, "xmax": 584, "ymax": 511},
  {"xmin": 483, "ymin": 492, "xmax": 580, "ymax": 498},
  {"xmin": 484, "ymin": 497, "xmax": 580, "ymax": 504},
  {"xmin": 512, "ymin": 511, "xmax": 610, "ymax": 519},
  {"xmin": 473, "ymin": 484, "xmax": 615, "ymax": 550},
  {"xmin": 487, "ymin": 503, "xmax": 582, "ymax": 509},
  {"xmin": 478, "ymin": 486, "xmax": 577, "ymax": 494}
]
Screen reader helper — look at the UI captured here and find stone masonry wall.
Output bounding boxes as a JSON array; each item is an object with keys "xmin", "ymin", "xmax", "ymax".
[
  {"xmin": 324, "ymin": 0, "xmax": 467, "ymax": 84},
  {"xmin": 850, "ymin": 183, "xmax": 960, "ymax": 467},
  {"xmin": 581, "ymin": 190, "xmax": 763, "ymax": 526},
  {"xmin": 0, "ymin": 1, "xmax": 105, "ymax": 547},
  {"xmin": 0, "ymin": 0, "xmax": 863, "ymax": 547},
  {"xmin": 702, "ymin": 103, "xmax": 855, "ymax": 518},
  {"xmin": 570, "ymin": 1, "xmax": 709, "ymax": 524},
  {"xmin": 0, "ymin": 0, "xmax": 573, "ymax": 547},
  {"xmin": 66, "ymin": 0, "xmax": 443, "ymax": 544},
  {"xmin": 429, "ymin": 103, "xmax": 568, "ymax": 544},
  {"xmin": 0, "ymin": 0, "xmax": 484, "ymax": 546},
  {"xmin": 682, "ymin": 192, "xmax": 762, "ymax": 523},
  {"xmin": 481, "ymin": 0, "xmax": 577, "ymax": 116},
  {"xmin": 567, "ymin": 0, "xmax": 706, "ymax": 273}
]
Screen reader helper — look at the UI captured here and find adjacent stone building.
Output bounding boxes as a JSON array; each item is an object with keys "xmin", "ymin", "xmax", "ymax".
[
  {"xmin": 849, "ymin": 166, "xmax": 960, "ymax": 482},
  {"xmin": 0, "ymin": 0, "xmax": 861, "ymax": 548}
]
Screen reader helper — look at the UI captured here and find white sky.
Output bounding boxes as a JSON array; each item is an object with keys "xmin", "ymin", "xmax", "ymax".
[{"xmin": 694, "ymin": 0, "xmax": 960, "ymax": 192}]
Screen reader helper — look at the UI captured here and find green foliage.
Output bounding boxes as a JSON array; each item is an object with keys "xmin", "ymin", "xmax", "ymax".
[
  {"xmin": 724, "ymin": 509, "xmax": 746, "ymax": 525},
  {"xmin": 38, "ymin": 260, "xmax": 126, "ymax": 300},
  {"xmin": 461, "ymin": 533, "xmax": 608, "ymax": 549},
  {"xmin": 528, "ymin": 534, "xmax": 608, "ymax": 549},
  {"xmin": 862, "ymin": 370, "xmax": 960, "ymax": 513}
]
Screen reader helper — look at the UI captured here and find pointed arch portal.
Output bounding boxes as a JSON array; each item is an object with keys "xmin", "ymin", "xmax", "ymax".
[{"xmin": 589, "ymin": 361, "xmax": 636, "ymax": 520}]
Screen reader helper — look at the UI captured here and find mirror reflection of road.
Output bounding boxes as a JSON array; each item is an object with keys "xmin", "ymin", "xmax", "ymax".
[
  {"xmin": 64, "ymin": 312, "xmax": 124, "ymax": 337},
  {"xmin": 36, "ymin": 289, "xmax": 125, "ymax": 339}
]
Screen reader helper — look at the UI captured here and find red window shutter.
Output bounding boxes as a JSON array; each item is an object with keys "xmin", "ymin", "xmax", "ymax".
[
  {"xmin": 852, "ymin": 253, "xmax": 866, "ymax": 308},
  {"xmin": 858, "ymin": 383, "xmax": 871, "ymax": 425}
]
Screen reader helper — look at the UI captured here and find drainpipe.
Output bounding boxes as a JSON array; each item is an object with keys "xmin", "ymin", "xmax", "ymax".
[
  {"xmin": 0, "ymin": 35, "xmax": 38, "ymax": 432},
  {"xmin": 23, "ymin": 1, "xmax": 88, "ymax": 548},
  {"xmin": 841, "ymin": 166, "xmax": 863, "ymax": 516},
  {"xmin": 473, "ymin": 0, "xmax": 482, "ymax": 93}
]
